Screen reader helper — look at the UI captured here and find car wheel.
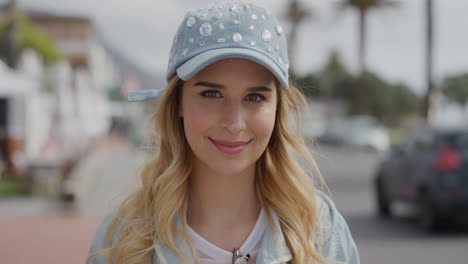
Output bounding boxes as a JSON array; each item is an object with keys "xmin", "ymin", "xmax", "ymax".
[
  {"xmin": 418, "ymin": 192, "xmax": 440, "ymax": 232},
  {"xmin": 376, "ymin": 178, "xmax": 391, "ymax": 218}
]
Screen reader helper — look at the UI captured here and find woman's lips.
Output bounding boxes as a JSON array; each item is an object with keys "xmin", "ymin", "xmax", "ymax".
[{"xmin": 209, "ymin": 138, "xmax": 251, "ymax": 154}]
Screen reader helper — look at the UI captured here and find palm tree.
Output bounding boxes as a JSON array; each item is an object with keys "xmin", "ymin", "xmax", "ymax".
[
  {"xmin": 422, "ymin": 0, "xmax": 434, "ymax": 119},
  {"xmin": 336, "ymin": 0, "xmax": 399, "ymax": 114},
  {"xmin": 284, "ymin": 0, "xmax": 313, "ymax": 75}
]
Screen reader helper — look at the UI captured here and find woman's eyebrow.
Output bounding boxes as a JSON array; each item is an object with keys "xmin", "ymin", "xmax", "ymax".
[
  {"xmin": 193, "ymin": 81, "xmax": 272, "ymax": 92},
  {"xmin": 193, "ymin": 81, "xmax": 224, "ymax": 89},
  {"xmin": 246, "ymin": 86, "xmax": 273, "ymax": 92}
]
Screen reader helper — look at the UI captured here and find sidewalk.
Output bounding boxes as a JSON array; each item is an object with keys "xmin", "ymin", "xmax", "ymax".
[
  {"xmin": 0, "ymin": 212, "xmax": 101, "ymax": 264},
  {"xmin": 0, "ymin": 136, "xmax": 137, "ymax": 264}
]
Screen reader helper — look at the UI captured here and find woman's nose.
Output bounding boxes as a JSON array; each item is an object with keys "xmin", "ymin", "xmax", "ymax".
[{"xmin": 220, "ymin": 101, "xmax": 246, "ymax": 134}]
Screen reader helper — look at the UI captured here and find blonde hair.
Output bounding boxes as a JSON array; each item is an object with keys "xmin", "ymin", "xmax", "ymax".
[{"xmin": 87, "ymin": 75, "xmax": 331, "ymax": 264}]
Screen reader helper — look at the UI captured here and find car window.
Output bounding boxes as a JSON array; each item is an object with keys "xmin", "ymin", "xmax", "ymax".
[
  {"xmin": 439, "ymin": 132, "xmax": 468, "ymax": 152},
  {"xmin": 401, "ymin": 124, "xmax": 434, "ymax": 152},
  {"xmin": 455, "ymin": 134, "xmax": 468, "ymax": 149},
  {"xmin": 452, "ymin": 133, "xmax": 468, "ymax": 155}
]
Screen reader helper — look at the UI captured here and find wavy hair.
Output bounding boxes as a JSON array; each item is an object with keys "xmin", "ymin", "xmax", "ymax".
[{"xmin": 87, "ymin": 75, "xmax": 331, "ymax": 264}]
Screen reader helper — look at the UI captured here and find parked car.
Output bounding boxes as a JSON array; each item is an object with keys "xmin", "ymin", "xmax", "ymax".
[
  {"xmin": 318, "ymin": 116, "xmax": 390, "ymax": 152},
  {"xmin": 374, "ymin": 123, "xmax": 468, "ymax": 231}
]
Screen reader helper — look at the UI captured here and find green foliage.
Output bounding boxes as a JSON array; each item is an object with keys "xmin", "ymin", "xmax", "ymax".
[
  {"xmin": 442, "ymin": 73, "xmax": 468, "ymax": 104},
  {"xmin": 0, "ymin": 178, "xmax": 28, "ymax": 197},
  {"xmin": 107, "ymin": 84, "xmax": 125, "ymax": 101},
  {"xmin": 18, "ymin": 18, "xmax": 63, "ymax": 64},
  {"xmin": 291, "ymin": 72, "xmax": 320, "ymax": 98},
  {"xmin": 387, "ymin": 126, "xmax": 404, "ymax": 144},
  {"xmin": 0, "ymin": 11, "xmax": 63, "ymax": 66},
  {"xmin": 362, "ymin": 72, "xmax": 420, "ymax": 124},
  {"xmin": 320, "ymin": 51, "xmax": 356, "ymax": 99},
  {"xmin": 294, "ymin": 51, "xmax": 420, "ymax": 125}
]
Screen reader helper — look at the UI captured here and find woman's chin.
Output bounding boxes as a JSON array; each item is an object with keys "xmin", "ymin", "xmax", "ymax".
[{"xmin": 206, "ymin": 162, "xmax": 254, "ymax": 178}]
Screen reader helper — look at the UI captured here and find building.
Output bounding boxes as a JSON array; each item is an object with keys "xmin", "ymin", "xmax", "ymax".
[{"xmin": 29, "ymin": 12, "xmax": 93, "ymax": 68}]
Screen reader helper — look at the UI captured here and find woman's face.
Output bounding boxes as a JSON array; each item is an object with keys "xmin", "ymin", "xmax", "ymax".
[{"xmin": 180, "ymin": 58, "xmax": 278, "ymax": 176}]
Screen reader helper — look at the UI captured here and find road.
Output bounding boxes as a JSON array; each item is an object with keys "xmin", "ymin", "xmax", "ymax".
[{"xmin": 313, "ymin": 144, "xmax": 468, "ymax": 264}]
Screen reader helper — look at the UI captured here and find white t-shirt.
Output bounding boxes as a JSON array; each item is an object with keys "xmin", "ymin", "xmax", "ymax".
[{"xmin": 187, "ymin": 209, "xmax": 267, "ymax": 264}]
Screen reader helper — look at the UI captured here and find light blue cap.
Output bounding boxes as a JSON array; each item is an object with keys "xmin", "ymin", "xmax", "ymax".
[{"xmin": 128, "ymin": 1, "xmax": 289, "ymax": 102}]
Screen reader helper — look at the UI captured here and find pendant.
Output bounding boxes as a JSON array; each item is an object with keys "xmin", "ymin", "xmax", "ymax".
[{"xmin": 232, "ymin": 248, "xmax": 251, "ymax": 264}]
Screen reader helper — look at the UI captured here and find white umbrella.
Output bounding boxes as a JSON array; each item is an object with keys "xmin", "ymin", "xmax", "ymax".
[{"xmin": 0, "ymin": 61, "xmax": 39, "ymax": 97}]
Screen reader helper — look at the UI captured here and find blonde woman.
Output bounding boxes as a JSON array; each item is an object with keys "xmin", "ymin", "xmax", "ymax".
[{"xmin": 87, "ymin": 1, "xmax": 359, "ymax": 264}]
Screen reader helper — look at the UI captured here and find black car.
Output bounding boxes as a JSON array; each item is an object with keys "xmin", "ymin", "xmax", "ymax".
[{"xmin": 374, "ymin": 123, "xmax": 468, "ymax": 231}]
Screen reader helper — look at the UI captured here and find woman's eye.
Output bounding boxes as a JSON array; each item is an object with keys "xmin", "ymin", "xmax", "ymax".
[
  {"xmin": 200, "ymin": 90, "xmax": 221, "ymax": 98},
  {"xmin": 245, "ymin": 93, "xmax": 265, "ymax": 102}
]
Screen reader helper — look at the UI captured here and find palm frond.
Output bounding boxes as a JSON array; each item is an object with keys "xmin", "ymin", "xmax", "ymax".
[{"xmin": 336, "ymin": 0, "xmax": 400, "ymax": 11}]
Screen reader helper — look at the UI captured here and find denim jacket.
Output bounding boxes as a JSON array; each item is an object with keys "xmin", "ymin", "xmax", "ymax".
[{"xmin": 88, "ymin": 192, "xmax": 360, "ymax": 264}]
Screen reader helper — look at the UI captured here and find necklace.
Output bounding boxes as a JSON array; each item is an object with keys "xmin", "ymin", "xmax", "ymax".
[{"xmin": 232, "ymin": 248, "xmax": 251, "ymax": 264}]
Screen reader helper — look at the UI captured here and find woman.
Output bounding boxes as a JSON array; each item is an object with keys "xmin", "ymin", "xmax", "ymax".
[{"xmin": 87, "ymin": 1, "xmax": 359, "ymax": 264}]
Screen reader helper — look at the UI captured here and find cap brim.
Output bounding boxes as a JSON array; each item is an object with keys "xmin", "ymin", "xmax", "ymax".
[{"xmin": 176, "ymin": 48, "xmax": 289, "ymax": 88}]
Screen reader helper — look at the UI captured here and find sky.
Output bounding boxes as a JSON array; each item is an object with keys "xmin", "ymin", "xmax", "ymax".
[{"xmin": 6, "ymin": 0, "xmax": 468, "ymax": 95}]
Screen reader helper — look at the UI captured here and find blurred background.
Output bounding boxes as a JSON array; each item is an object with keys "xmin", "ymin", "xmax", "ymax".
[{"xmin": 0, "ymin": 0, "xmax": 467, "ymax": 263}]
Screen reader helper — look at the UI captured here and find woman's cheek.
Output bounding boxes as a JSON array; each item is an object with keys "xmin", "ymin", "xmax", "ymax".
[
  {"xmin": 250, "ymin": 108, "xmax": 276, "ymax": 140},
  {"xmin": 183, "ymin": 101, "xmax": 216, "ymax": 132}
]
